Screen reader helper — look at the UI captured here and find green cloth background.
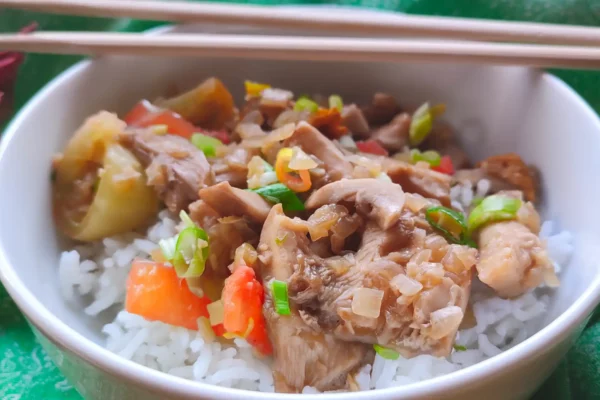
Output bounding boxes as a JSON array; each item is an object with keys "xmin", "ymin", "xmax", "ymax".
[{"xmin": 1, "ymin": 1, "xmax": 599, "ymax": 399}]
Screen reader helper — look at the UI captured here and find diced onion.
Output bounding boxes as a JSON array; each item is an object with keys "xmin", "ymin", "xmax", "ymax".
[
  {"xmin": 289, "ymin": 146, "xmax": 318, "ymax": 170},
  {"xmin": 391, "ymin": 274, "xmax": 423, "ymax": 296},
  {"xmin": 263, "ymin": 123, "xmax": 296, "ymax": 145},
  {"xmin": 272, "ymin": 110, "xmax": 309, "ymax": 128},
  {"xmin": 424, "ymin": 306, "xmax": 463, "ymax": 339},
  {"xmin": 236, "ymin": 123, "xmax": 266, "ymax": 139},
  {"xmin": 234, "ymin": 243, "xmax": 258, "ymax": 268},
  {"xmin": 207, "ymin": 299, "xmax": 224, "ymax": 326},
  {"xmin": 346, "ymin": 154, "xmax": 382, "ymax": 177},
  {"xmin": 352, "ymin": 288, "xmax": 384, "ymax": 318},
  {"xmin": 261, "ymin": 88, "xmax": 293, "ymax": 103}
]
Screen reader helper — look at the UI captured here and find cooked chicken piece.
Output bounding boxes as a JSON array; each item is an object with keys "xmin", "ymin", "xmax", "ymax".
[
  {"xmin": 285, "ymin": 121, "xmax": 353, "ymax": 183},
  {"xmin": 259, "ymin": 205, "xmax": 373, "ymax": 393},
  {"xmin": 341, "ymin": 104, "xmax": 370, "ymax": 138},
  {"xmin": 477, "ymin": 153, "xmax": 538, "ymax": 202},
  {"xmin": 380, "ymin": 158, "xmax": 452, "ymax": 206},
  {"xmin": 361, "ymin": 93, "xmax": 402, "ymax": 126},
  {"xmin": 370, "ymin": 112, "xmax": 411, "ymax": 152},
  {"xmin": 198, "ymin": 181, "xmax": 271, "ymax": 223},
  {"xmin": 189, "ymin": 199, "xmax": 220, "ymax": 229},
  {"xmin": 262, "ymin": 180, "xmax": 475, "ymax": 364},
  {"xmin": 476, "ymin": 191, "xmax": 556, "ymax": 298},
  {"xmin": 189, "ymin": 198, "xmax": 260, "ymax": 280},
  {"xmin": 305, "ymin": 178, "xmax": 406, "ymax": 230},
  {"xmin": 422, "ymin": 123, "xmax": 470, "ymax": 169},
  {"xmin": 210, "ymin": 144, "xmax": 259, "ymax": 188},
  {"xmin": 120, "ymin": 130, "xmax": 214, "ymax": 213}
]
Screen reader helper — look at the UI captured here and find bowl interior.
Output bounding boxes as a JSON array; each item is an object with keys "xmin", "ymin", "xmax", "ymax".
[{"xmin": 1, "ymin": 23, "xmax": 600, "ymax": 361}]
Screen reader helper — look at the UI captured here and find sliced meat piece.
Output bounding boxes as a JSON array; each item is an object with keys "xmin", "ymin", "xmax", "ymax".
[
  {"xmin": 421, "ymin": 123, "xmax": 470, "ymax": 169},
  {"xmin": 361, "ymin": 93, "xmax": 402, "ymax": 126},
  {"xmin": 475, "ymin": 192, "xmax": 555, "ymax": 298},
  {"xmin": 381, "ymin": 158, "xmax": 452, "ymax": 206},
  {"xmin": 477, "ymin": 153, "xmax": 538, "ymax": 202},
  {"xmin": 120, "ymin": 130, "xmax": 213, "ymax": 213},
  {"xmin": 267, "ymin": 182, "xmax": 475, "ymax": 359},
  {"xmin": 341, "ymin": 104, "xmax": 370, "ymax": 137},
  {"xmin": 285, "ymin": 121, "xmax": 353, "ymax": 182},
  {"xmin": 259, "ymin": 205, "xmax": 373, "ymax": 393},
  {"xmin": 198, "ymin": 181, "xmax": 271, "ymax": 223},
  {"xmin": 305, "ymin": 179, "xmax": 406, "ymax": 230},
  {"xmin": 210, "ymin": 144, "xmax": 259, "ymax": 188},
  {"xmin": 370, "ymin": 112, "xmax": 411, "ymax": 152},
  {"xmin": 188, "ymin": 199, "xmax": 220, "ymax": 229}
]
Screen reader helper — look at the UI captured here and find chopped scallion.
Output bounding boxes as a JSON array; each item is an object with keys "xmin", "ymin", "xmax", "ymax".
[
  {"xmin": 251, "ymin": 183, "xmax": 305, "ymax": 212},
  {"xmin": 409, "ymin": 102, "xmax": 433, "ymax": 146},
  {"xmin": 467, "ymin": 195, "xmax": 522, "ymax": 234},
  {"xmin": 294, "ymin": 97, "xmax": 319, "ymax": 113},
  {"xmin": 158, "ymin": 236, "xmax": 178, "ymax": 261},
  {"xmin": 172, "ymin": 226, "xmax": 209, "ymax": 278},
  {"xmin": 179, "ymin": 210, "xmax": 196, "ymax": 228},
  {"xmin": 191, "ymin": 133, "xmax": 222, "ymax": 157},
  {"xmin": 425, "ymin": 206, "xmax": 474, "ymax": 247},
  {"xmin": 410, "ymin": 149, "xmax": 441, "ymax": 167},
  {"xmin": 373, "ymin": 344, "xmax": 400, "ymax": 360},
  {"xmin": 453, "ymin": 344, "xmax": 467, "ymax": 352},
  {"xmin": 271, "ymin": 280, "xmax": 291, "ymax": 315},
  {"xmin": 328, "ymin": 94, "xmax": 343, "ymax": 111}
]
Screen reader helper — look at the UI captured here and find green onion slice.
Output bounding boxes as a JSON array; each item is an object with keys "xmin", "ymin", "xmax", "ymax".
[
  {"xmin": 172, "ymin": 226, "xmax": 209, "ymax": 278},
  {"xmin": 410, "ymin": 149, "xmax": 441, "ymax": 167},
  {"xmin": 328, "ymin": 94, "xmax": 343, "ymax": 111},
  {"xmin": 409, "ymin": 102, "xmax": 433, "ymax": 146},
  {"xmin": 425, "ymin": 206, "xmax": 475, "ymax": 247},
  {"xmin": 179, "ymin": 210, "xmax": 196, "ymax": 228},
  {"xmin": 271, "ymin": 280, "xmax": 291, "ymax": 315},
  {"xmin": 453, "ymin": 344, "xmax": 467, "ymax": 352},
  {"xmin": 191, "ymin": 133, "xmax": 222, "ymax": 157},
  {"xmin": 467, "ymin": 195, "xmax": 522, "ymax": 234},
  {"xmin": 373, "ymin": 344, "xmax": 400, "ymax": 360},
  {"xmin": 158, "ymin": 236, "xmax": 178, "ymax": 261},
  {"xmin": 294, "ymin": 97, "xmax": 319, "ymax": 113},
  {"xmin": 251, "ymin": 183, "xmax": 305, "ymax": 212}
]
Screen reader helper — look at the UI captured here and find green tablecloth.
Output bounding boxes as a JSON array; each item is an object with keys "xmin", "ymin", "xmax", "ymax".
[{"xmin": 1, "ymin": 1, "xmax": 599, "ymax": 399}]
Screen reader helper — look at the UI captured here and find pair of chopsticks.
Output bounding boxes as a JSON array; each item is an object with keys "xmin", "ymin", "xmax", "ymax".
[{"xmin": 1, "ymin": 0, "xmax": 600, "ymax": 69}]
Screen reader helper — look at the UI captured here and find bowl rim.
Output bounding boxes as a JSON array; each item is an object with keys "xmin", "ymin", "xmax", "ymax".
[{"xmin": 1, "ymin": 24, "xmax": 600, "ymax": 400}]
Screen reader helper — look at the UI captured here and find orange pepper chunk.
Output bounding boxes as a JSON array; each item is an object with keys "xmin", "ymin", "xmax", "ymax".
[
  {"xmin": 309, "ymin": 107, "xmax": 348, "ymax": 139},
  {"xmin": 125, "ymin": 260, "xmax": 211, "ymax": 330},
  {"xmin": 222, "ymin": 264, "xmax": 272, "ymax": 355},
  {"xmin": 275, "ymin": 147, "xmax": 312, "ymax": 193}
]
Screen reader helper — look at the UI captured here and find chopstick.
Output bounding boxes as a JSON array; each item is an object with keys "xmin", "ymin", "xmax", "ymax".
[
  {"xmin": 1, "ymin": 32, "xmax": 600, "ymax": 70},
  {"xmin": 3, "ymin": 0, "xmax": 600, "ymax": 46}
]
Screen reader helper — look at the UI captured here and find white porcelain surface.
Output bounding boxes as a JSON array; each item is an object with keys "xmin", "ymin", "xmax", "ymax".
[{"xmin": 1, "ymin": 9, "xmax": 600, "ymax": 400}]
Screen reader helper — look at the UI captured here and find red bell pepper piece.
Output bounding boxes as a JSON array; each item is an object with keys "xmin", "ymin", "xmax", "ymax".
[
  {"xmin": 356, "ymin": 139, "xmax": 389, "ymax": 156},
  {"xmin": 432, "ymin": 155, "xmax": 454, "ymax": 175}
]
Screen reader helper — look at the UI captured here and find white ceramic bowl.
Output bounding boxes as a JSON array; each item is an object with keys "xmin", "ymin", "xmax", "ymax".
[{"xmin": 1, "ymin": 9, "xmax": 600, "ymax": 400}]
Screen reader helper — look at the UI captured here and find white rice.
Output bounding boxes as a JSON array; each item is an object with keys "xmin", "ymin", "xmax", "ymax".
[{"xmin": 58, "ymin": 181, "xmax": 574, "ymax": 392}]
